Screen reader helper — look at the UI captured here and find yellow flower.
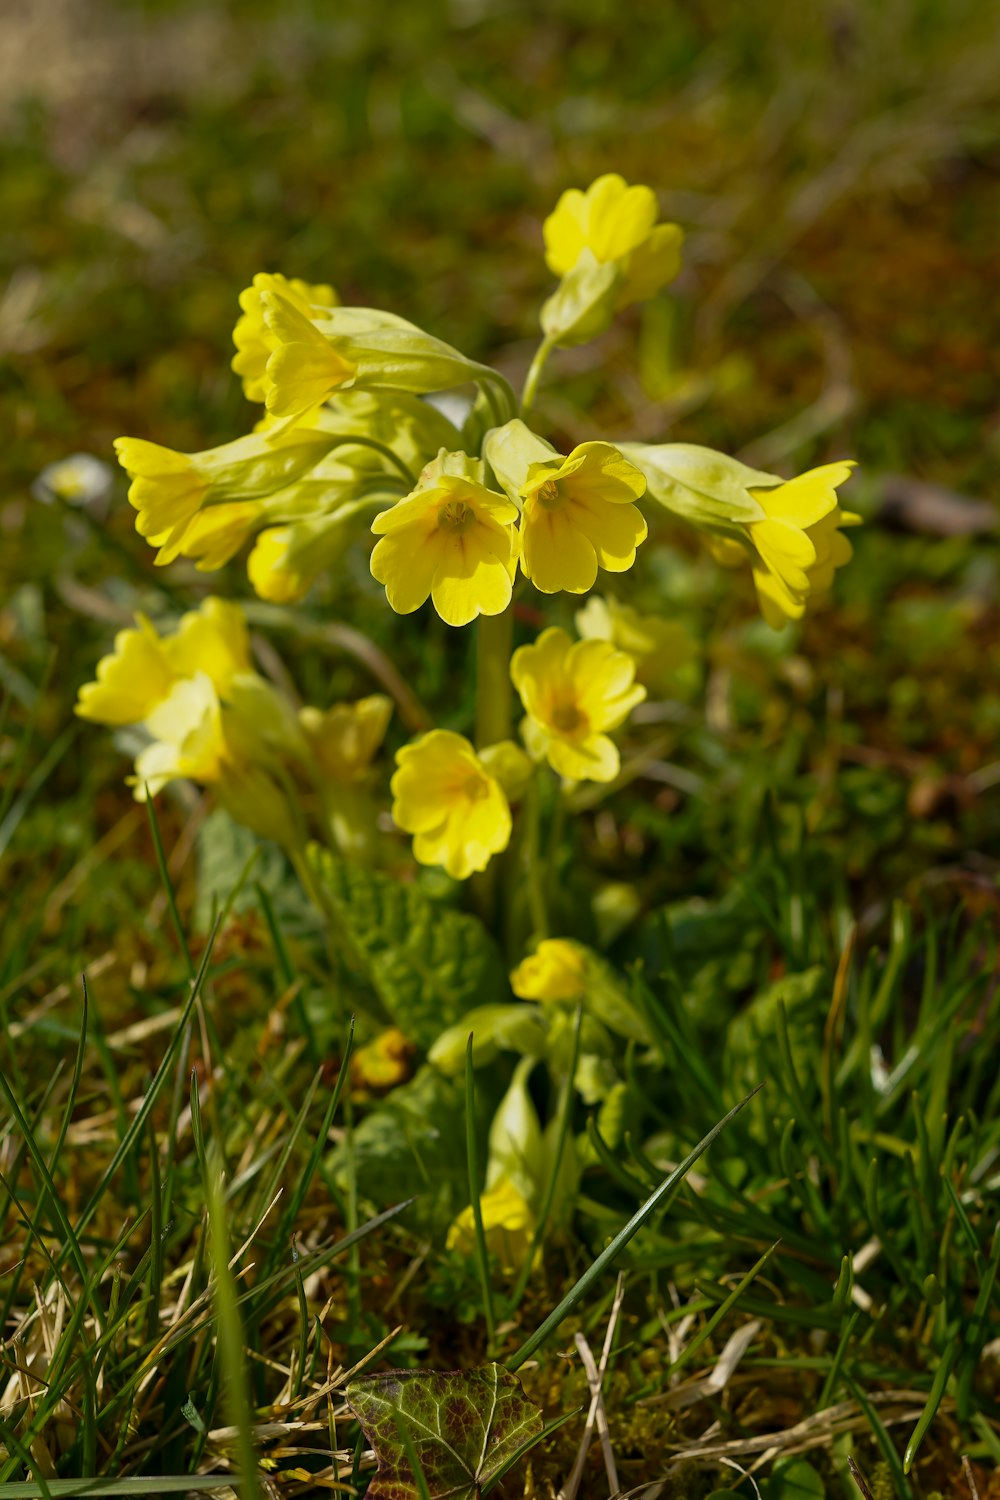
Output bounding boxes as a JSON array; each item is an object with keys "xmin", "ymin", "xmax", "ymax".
[
  {"xmin": 247, "ymin": 499, "xmax": 379, "ymax": 603},
  {"xmin": 259, "ymin": 294, "xmax": 498, "ymax": 423},
  {"xmin": 114, "ymin": 428, "xmax": 336, "ymax": 565},
  {"xmin": 511, "ymin": 939, "xmax": 586, "ymax": 1002},
  {"xmin": 75, "ymin": 597, "xmax": 252, "ymax": 731},
  {"xmin": 232, "ymin": 272, "xmax": 339, "ymax": 404},
  {"xmin": 390, "ymin": 729, "xmax": 512, "ymax": 880},
  {"xmin": 350, "ymin": 1028, "xmax": 415, "ymax": 1095},
  {"xmin": 510, "ymin": 626, "xmax": 645, "ymax": 782},
  {"xmin": 169, "ymin": 502, "xmax": 261, "ymax": 571},
  {"xmin": 370, "ymin": 453, "xmax": 519, "ymax": 627},
  {"xmin": 485, "ymin": 421, "xmax": 646, "ymax": 595},
  {"xmin": 298, "ymin": 695, "xmax": 393, "ymax": 783},
  {"xmin": 131, "ymin": 674, "xmax": 228, "ymax": 797},
  {"xmin": 745, "ymin": 462, "xmax": 860, "ymax": 627},
  {"xmin": 575, "ymin": 595, "xmax": 697, "ymax": 693},
  {"xmin": 165, "ymin": 597, "xmax": 252, "ymax": 696},
  {"xmin": 74, "ymin": 616, "xmax": 174, "ymax": 726},
  {"xmin": 446, "ymin": 1177, "xmax": 536, "ymax": 1275},
  {"xmin": 544, "ymin": 173, "xmax": 683, "ymax": 308}
]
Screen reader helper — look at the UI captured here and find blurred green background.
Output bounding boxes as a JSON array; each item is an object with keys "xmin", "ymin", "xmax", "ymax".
[{"xmin": 2, "ymin": 0, "xmax": 1000, "ymax": 969}]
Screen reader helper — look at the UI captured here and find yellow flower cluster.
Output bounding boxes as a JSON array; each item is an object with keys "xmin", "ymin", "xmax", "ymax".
[
  {"xmin": 92, "ymin": 171, "xmax": 860, "ymax": 894},
  {"xmin": 390, "ymin": 626, "xmax": 645, "ymax": 880},
  {"xmin": 75, "ymin": 598, "xmax": 392, "ymax": 852}
]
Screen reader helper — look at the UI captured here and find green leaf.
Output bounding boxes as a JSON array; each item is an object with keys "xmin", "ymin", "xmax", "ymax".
[
  {"xmin": 333, "ymin": 1065, "xmax": 497, "ymax": 1226},
  {"xmin": 347, "ymin": 1362, "xmax": 543, "ymax": 1499},
  {"xmin": 309, "ymin": 846, "xmax": 508, "ymax": 1046},
  {"xmin": 763, "ymin": 1457, "xmax": 826, "ymax": 1498}
]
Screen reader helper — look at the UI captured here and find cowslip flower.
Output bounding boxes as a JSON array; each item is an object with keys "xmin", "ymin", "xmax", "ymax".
[
  {"xmin": 512, "ymin": 937, "xmax": 651, "ymax": 1042},
  {"xmin": 370, "ymin": 452, "xmax": 518, "ymax": 626},
  {"xmin": 744, "ymin": 462, "xmax": 860, "ymax": 627},
  {"xmin": 114, "ymin": 427, "xmax": 336, "ymax": 565},
  {"xmin": 486, "ymin": 420, "xmax": 646, "ymax": 594},
  {"xmin": 446, "ymin": 1177, "xmax": 536, "ymax": 1274},
  {"xmin": 623, "ymin": 443, "xmax": 859, "ymax": 627},
  {"xmin": 541, "ymin": 174, "xmax": 683, "ymax": 345},
  {"xmin": 510, "ymin": 626, "xmax": 645, "ymax": 782},
  {"xmin": 247, "ymin": 500, "xmax": 377, "ymax": 603},
  {"xmin": 165, "ymin": 597, "xmax": 252, "ymax": 694},
  {"xmin": 575, "ymin": 594, "xmax": 697, "ymax": 693},
  {"xmin": 298, "ymin": 695, "xmax": 393, "ymax": 784},
  {"xmin": 232, "ymin": 272, "xmax": 339, "ymax": 404},
  {"xmin": 390, "ymin": 729, "xmax": 512, "ymax": 880},
  {"xmin": 350, "ymin": 1028, "xmax": 415, "ymax": 1095},
  {"xmin": 75, "ymin": 615, "xmax": 175, "ymax": 726},
  {"xmin": 76, "ymin": 598, "xmax": 299, "ymax": 844},
  {"xmin": 132, "ymin": 673, "xmax": 228, "ymax": 797},
  {"xmin": 511, "ymin": 939, "xmax": 586, "ymax": 1002},
  {"xmin": 258, "ymin": 292, "xmax": 503, "ymax": 423}
]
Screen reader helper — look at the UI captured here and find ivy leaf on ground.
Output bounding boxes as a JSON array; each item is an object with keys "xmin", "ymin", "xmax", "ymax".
[{"xmin": 347, "ymin": 1362, "xmax": 543, "ymax": 1500}]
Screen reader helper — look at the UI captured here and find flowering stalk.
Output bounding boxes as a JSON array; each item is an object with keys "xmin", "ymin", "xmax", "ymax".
[
  {"xmin": 475, "ymin": 606, "xmax": 514, "ymax": 750},
  {"xmin": 520, "ymin": 334, "xmax": 556, "ymax": 419}
]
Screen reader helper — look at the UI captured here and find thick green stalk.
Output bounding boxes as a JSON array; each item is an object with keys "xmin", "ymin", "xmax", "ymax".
[{"xmin": 475, "ymin": 607, "xmax": 513, "ymax": 750}]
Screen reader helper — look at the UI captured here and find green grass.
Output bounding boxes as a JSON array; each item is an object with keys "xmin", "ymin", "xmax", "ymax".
[
  {"xmin": 1, "ymin": 792, "xmax": 998, "ymax": 1495},
  {"xmin": 2, "ymin": 1, "xmax": 1000, "ymax": 1495}
]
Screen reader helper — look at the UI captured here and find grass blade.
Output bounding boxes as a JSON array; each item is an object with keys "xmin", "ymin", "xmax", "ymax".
[{"xmin": 507, "ymin": 1085, "xmax": 762, "ymax": 1371}]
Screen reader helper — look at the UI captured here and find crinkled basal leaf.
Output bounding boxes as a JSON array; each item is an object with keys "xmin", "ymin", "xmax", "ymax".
[
  {"xmin": 347, "ymin": 1362, "xmax": 543, "ymax": 1500},
  {"xmin": 308, "ymin": 846, "xmax": 508, "ymax": 1046}
]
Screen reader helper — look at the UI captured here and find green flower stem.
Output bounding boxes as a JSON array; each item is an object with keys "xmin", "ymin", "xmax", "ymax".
[
  {"xmin": 465, "ymin": 1034, "xmax": 497, "ymax": 1353},
  {"xmin": 520, "ymin": 335, "xmax": 556, "ymax": 419},
  {"xmin": 524, "ymin": 771, "xmax": 549, "ymax": 941},
  {"xmin": 475, "ymin": 606, "xmax": 513, "ymax": 750},
  {"xmin": 320, "ymin": 434, "xmax": 417, "ymax": 486},
  {"xmin": 544, "ymin": 787, "xmax": 568, "ymax": 916},
  {"xmin": 479, "ymin": 368, "xmax": 519, "ymax": 423}
]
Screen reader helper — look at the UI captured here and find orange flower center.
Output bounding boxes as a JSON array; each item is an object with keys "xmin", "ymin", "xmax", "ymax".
[
  {"xmin": 437, "ymin": 498, "xmax": 475, "ymax": 533},
  {"xmin": 550, "ymin": 702, "xmax": 587, "ymax": 734},
  {"xmin": 533, "ymin": 477, "xmax": 564, "ymax": 511}
]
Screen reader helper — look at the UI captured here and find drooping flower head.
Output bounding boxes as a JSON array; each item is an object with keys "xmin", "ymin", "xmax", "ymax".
[
  {"xmin": 113, "ymin": 427, "xmax": 337, "ymax": 566},
  {"xmin": 256, "ymin": 292, "xmax": 505, "ymax": 424},
  {"xmin": 74, "ymin": 598, "xmax": 295, "ymax": 843},
  {"xmin": 446, "ymin": 1177, "xmax": 536, "ymax": 1274},
  {"xmin": 298, "ymin": 695, "xmax": 393, "ymax": 784},
  {"xmin": 623, "ymin": 443, "xmax": 860, "ymax": 628},
  {"xmin": 486, "ymin": 420, "xmax": 647, "ymax": 595},
  {"xmin": 541, "ymin": 174, "xmax": 683, "ymax": 346},
  {"xmin": 390, "ymin": 729, "xmax": 512, "ymax": 879},
  {"xmin": 232, "ymin": 272, "xmax": 339, "ymax": 404},
  {"xmin": 575, "ymin": 595, "xmax": 697, "ymax": 694},
  {"xmin": 544, "ymin": 173, "xmax": 683, "ymax": 308},
  {"xmin": 511, "ymin": 939, "xmax": 587, "ymax": 1002},
  {"xmin": 510, "ymin": 626, "xmax": 646, "ymax": 783},
  {"xmin": 744, "ymin": 462, "xmax": 860, "ymax": 627},
  {"xmin": 370, "ymin": 451, "xmax": 519, "ymax": 627}
]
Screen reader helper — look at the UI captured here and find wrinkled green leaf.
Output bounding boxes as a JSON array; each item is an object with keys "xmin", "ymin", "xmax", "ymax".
[
  {"xmin": 347, "ymin": 1362, "xmax": 543, "ymax": 1499},
  {"xmin": 332, "ymin": 1064, "xmax": 498, "ymax": 1226},
  {"xmin": 309, "ymin": 846, "xmax": 508, "ymax": 1046}
]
